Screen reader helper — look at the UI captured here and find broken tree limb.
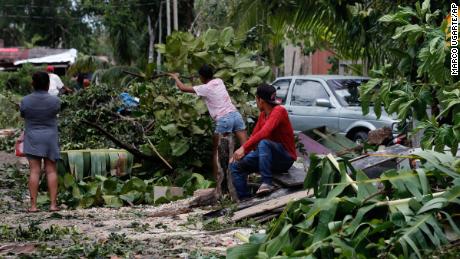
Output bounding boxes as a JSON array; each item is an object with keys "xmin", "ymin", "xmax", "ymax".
[
  {"xmin": 221, "ymin": 190, "xmax": 313, "ymax": 222},
  {"xmin": 82, "ymin": 120, "xmax": 165, "ymax": 164},
  {"xmin": 188, "ymin": 188, "xmax": 219, "ymax": 207},
  {"xmin": 145, "ymin": 137, "xmax": 173, "ymax": 170},
  {"xmin": 149, "ymin": 189, "xmax": 219, "ymax": 217},
  {"xmin": 122, "ymin": 70, "xmax": 194, "ymax": 81}
]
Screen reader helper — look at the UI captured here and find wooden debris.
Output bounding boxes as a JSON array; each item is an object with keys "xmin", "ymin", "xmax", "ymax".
[
  {"xmin": 350, "ymin": 144, "xmax": 411, "ymax": 178},
  {"xmin": 153, "ymin": 186, "xmax": 184, "ymax": 202},
  {"xmin": 273, "ymin": 167, "xmax": 306, "ymax": 187},
  {"xmin": 188, "ymin": 188, "xmax": 218, "ymax": 208},
  {"xmin": 149, "ymin": 207, "xmax": 192, "ymax": 217},
  {"xmin": 252, "ymin": 207, "xmax": 285, "ymax": 223},
  {"xmin": 367, "ymin": 127, "xmax": 393, "ymax": 146},
  {"xmin": 203, "ymin": 188, "xmax": 298, "ymax": 219},
  {"xmin": 149, "ymin": 187, "xmax": 222, "ymax": 218},
  {"xmin": 221, "ymin": 190, "xmax": 312, "ymax": 222}
]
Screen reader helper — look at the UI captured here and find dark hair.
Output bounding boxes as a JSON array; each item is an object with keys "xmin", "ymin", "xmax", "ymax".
[
  {"xmin": 32, "ymin": 72, "xmax": 50, "ymax": 91},
  {"xmin": 198, "ymin": 64, "xmax": 214, "ymax": 80},
  {"xmin": 256, "ymin": 83, "xmax": 279, "ymax": 105}
]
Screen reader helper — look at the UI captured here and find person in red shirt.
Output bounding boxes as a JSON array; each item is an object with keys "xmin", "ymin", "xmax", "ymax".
[{"xmin": 231, "ymin": 84, "xmax": 296, "ymax": 199}]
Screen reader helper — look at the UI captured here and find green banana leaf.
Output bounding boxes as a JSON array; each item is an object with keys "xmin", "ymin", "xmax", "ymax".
[{"xmin": 58, "ymin": 149, "xmax": 134, "ymax": 181}]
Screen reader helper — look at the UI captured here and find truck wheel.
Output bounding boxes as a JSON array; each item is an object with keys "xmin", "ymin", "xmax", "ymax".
[{"xmin": 352, "ymin": 131, "xmax": 368, "ymax": 144}]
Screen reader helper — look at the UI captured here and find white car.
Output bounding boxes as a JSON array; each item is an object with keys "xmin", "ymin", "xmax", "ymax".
[{"xmin": 272, "ymin": 75, "xmax": 399, "ymax": 142}]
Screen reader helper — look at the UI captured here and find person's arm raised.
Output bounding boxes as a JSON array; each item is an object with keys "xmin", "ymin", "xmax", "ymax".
[{"xmin": 168, "ymin": 73, "xmax": 195, "ymax": 93}]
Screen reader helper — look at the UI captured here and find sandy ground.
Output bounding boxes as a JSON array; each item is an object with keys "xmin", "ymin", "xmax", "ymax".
[{"xmin": 0, "ymin": 151, "xmax": 255, "ymax": 258}]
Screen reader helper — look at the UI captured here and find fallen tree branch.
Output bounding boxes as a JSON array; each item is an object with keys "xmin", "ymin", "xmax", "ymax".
[
  {"xmin": 82, "ymin": 119, "xmax": 159, "ymax": 162},
  {"xmin": 145, "ymin": 136, "xmax": 173, "ymax": 170},
  {"xmin": 122, "ymin": 70, "xmax": 194, "ymax": 81}
]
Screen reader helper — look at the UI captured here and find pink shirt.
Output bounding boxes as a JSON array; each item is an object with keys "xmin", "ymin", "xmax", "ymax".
[{"xmin": 193, "ymin": 79, "xmax": 237, "ymax": 120}]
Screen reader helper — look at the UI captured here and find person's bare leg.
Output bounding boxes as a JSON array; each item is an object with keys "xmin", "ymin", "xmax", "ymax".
[
  {"xmin": 235, "ymin": 130, "xmax": 248, "ymax": 146},
  {"xmin": 44, "ymin": 159, "xmax": 59, "ymax": 211},
  {"xmin": 28, "ymin": 159, "xmax": 42, "ymax": 212},
  {"xmin": 212, "ymin": 134, "xmax": 219, "ymax": 180}
]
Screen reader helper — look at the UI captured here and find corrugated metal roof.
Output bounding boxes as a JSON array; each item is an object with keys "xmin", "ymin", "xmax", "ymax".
[{"xmin": 0, "ymin": 47, "xmax": 71, "ymax": 64}]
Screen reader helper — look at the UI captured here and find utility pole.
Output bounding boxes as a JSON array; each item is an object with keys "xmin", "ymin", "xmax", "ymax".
[
  {"xmin": 157, "ymin": 1, "xmax": 163, "ymax": 71},
  {"xmin": 166, "ymin": 0, "xmax": 171, "ymax": 35},
  {"xmin": 173, "ymin": 0, "xmax": 178, "ymax": 31}
]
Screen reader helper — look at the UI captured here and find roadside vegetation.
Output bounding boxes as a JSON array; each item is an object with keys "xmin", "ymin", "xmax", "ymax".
[{"xmin": 0, "ymin": 0, "xmax": 458, "ymax": 258}]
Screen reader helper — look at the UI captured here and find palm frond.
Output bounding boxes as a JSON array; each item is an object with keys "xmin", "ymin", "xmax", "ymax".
[{"xmin": 67, "ymin": 55, "xmax": 109, "ymax": 75}]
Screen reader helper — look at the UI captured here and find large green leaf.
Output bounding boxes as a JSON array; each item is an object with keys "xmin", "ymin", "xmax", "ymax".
[
  {"xmin": 102, "ymin": 195, "xmax": 123, "ymax": 208},
  {"xmin": 219, "ymin": 27, "xmax": 235, "ymax": 47},
  {"xmin": 119, "ymin": 190, "xmax": 143, "ymax": 205},
  {"xmin": 227, "ymin": 243, "xmax": 261, "ymax": 259},
  {"xmin": 263, "ymin": 224, "xmax": 292, "ymax": 257},
  {"xmin": 121, "ymin": 177, "xmax": 147, "ymax": 193},
  {"xmin": 67, "ymin": 151, "xmax": 85, "ymax": 181},
  {"xmin": 170, "ymin": 139, "xmax": 190, "ymax": 157},
  {"xmin": 63, "ymin": 173, "xmax": 76, "ymax": 189}
]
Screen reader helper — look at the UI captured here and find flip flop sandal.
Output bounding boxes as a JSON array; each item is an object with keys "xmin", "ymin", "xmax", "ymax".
[
  {"xmin": 256, "ymin": 184, "xmax": 277, "ymax": 196},
  {"xmin": 49, "ymin": 208, "xmax": 61, "ymax": 212},
  {"xmin": 27, "ymin": 208, "xmax": 40, "ymax": 213}
]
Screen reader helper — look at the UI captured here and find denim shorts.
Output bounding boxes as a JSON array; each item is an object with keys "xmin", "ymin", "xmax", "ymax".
[{"xmin": 215, "ymin": 111, "xmax": 246, "ymax": 134}]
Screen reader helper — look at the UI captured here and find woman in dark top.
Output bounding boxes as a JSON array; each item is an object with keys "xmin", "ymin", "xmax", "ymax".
[{"xmin": 20, "ymin": 72, "xmax": 61, "ymax": 212}]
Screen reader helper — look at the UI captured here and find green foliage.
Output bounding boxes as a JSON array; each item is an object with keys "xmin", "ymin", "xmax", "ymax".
[
  {"xmin": 156, "ymin": 27, "xmax": 272, "ymax": 118},
  {"xmin": 59, "ymin": 80, "xmax": 134, "ymax": 150},
  {"xmin": 67, "ymin": 54, "xmax": 109, "ymax": 76},
  {"xmin": 359, "ymin": 1, "xmax": 458, "ymax": 152},
  {"xmin": 0, "ymin": 222, "xmax": 79, "ymax": 242},
  {"xmin": 228, "ymin": 151, "xmax": 460, "ymax": 258},
  {"xmin": 55, "ymin": 173, "xmax": 184, "ymax": 209},
  {"xmin": 60, "ymin": 28, "xmax": 271, "ymax": 174},
  {"xmin": 0, "ymin": 93, "xmax": 21, "ymax": 131},
  {"xmin": 36, "ymin": 232, "xmax": 144, "ymax": 258},
  {"xmin": 0, "ymin": 64, "xmax": 42, "ymax": 95}
]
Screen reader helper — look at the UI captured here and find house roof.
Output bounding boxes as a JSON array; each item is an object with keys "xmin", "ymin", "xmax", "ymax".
[
  {"xmin": 0, "ymin": 47, "xmax": 76, "ymax": 66},
  {"xmin": 14, "ymin": 48, "xmax": 77, "ymax": 65}
]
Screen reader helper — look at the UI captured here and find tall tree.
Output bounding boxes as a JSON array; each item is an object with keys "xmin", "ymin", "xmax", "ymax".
[
  {"xmin": 80, "ymin": 0, "xmax": 194, "ymax": 66},
  {"xmin": 0, "ymin": 0, "xmax": 96, "ymax": 53}
]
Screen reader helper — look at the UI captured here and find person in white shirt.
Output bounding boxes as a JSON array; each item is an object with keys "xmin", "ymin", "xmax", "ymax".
[{"xmin": 46, "ymin": 66, "xmax": 64, "ymax": 96}]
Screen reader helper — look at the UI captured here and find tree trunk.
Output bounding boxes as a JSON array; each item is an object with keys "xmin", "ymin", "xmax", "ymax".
[
  {"xmin": 147, "ymin": 15, "xmax": 155, "ymax": 64},
  {"xmin": 156, "ymin": 2, "xmax": 163, "ymax": 72},
  {"xmin": 173, "ymin": 0, "xmax": 178, "ymax": 31},
  {"xmin": 166, "ymin": 0, "xmax": 171, "ymax": 36}
]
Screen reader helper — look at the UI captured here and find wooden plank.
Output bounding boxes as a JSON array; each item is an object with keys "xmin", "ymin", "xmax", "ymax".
[
  {"xmin": 273, "ymin": 167, "xmax": 307, "ymax": 187},
  {"xmin": 202, "ymin": 188, "xmax": 297, "ymax": 219},
  {"xmin": 224, "ymin": 190, "xmax": 312, "ymax": 222},
  {"xmin": 351, "ymin": 144, "xmax": 411, "ymax": 178}
]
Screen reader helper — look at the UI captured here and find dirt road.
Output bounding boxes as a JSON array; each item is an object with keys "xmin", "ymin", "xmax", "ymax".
[{"xmin": 0, "ymin": 152, "xmax": 253, "ymax": 258}]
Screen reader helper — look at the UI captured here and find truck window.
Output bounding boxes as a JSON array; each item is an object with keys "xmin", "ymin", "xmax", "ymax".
[
  {"xmin": 272, "ymin": 79, "xmax": 291, "ymax": 104},
  {"xmin": 291, "ymin": 80, "xmax": 329, "ymax": 106}
]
